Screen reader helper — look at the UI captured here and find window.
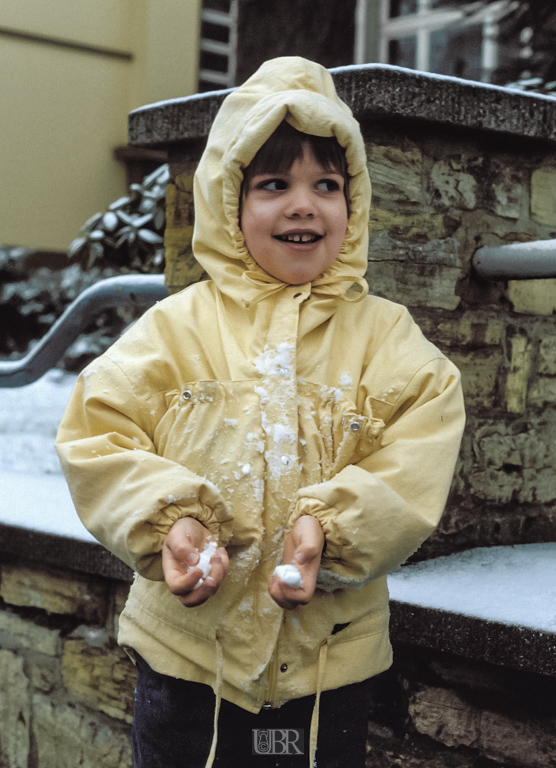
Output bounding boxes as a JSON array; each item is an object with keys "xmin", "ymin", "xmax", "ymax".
[
  {"xmin": 198, "ymin": 0, "xmax": 238, "ymax": 92},
  {"xmin": 358, "ymin": 0, "xmax": 512, "ymax": 83}
]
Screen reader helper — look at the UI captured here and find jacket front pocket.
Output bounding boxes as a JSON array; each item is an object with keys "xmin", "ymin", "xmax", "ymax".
[
  {"xmin": 154, "ymin": 381, "xmax": 266, "ymax": 548},
  {"xmin": 297, "ymin": 381, "xmax": 384, "ymax": 485}
]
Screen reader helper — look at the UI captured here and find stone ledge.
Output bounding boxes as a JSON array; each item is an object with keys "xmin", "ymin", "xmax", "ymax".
[
  {"xmin": 0, "ymin": 523, "xmax": 132, "ymax": 583},
  {"xmin": 390, "ymin": 602, "xmax": 556, "ymax": 678},
  {"xmin": 128, "ymin": 64, "xmax": 556, "ymax": 148}
]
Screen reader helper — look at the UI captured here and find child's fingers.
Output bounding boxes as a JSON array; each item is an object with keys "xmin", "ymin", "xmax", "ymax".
[
  {"xmin": 170, "ymin": 566, "xmax": 220, "ymax": 607},
  {"xmin": 166, "ymin": 549, "xmax": 229, "ymax": 608},
  {"xmin": 165, "ymin": 564, "xmax": 204, "ymax": 596},
  {"xmin": 268, "ymin": 573, "xmax": 312, "ymax": 610}
]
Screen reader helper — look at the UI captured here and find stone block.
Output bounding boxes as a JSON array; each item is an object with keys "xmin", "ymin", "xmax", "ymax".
[
  {"xmin": 30, "ymin": 658, "xmax": 59, "ymax": 694},
  {"xmin": 448, "ymin": 350, "xmax": 501, "ymax": 407},
  {"xmin": 506, "ymin": 335, "xmax": 532, "ymax": 414},
  {"xmin": 164, "ymin": 171, "xmax": 204, "ymax": 294},
  {"xmin": 531, "ymin": 168, "xmax": 556, "ymax": 225},
  {"xmin": 430, "ymin": 160, "xmax": 477, "ymax": 210},
  {"xmin": 367, "ymin": 144, "xmax": 424, "ymax": 209},
  {"xmin": 478, "ymin": 709, "xmax": 556, "ymax": 768},
  {"xmin": 0, "ymin": 650, "xmax": 31, "ymax": 768},
  {"xmin": 521, "ymin": 467, "xmax": 556, "ymax": 504},
  {"xmin": 0, "ymin": 610, "xmax": 59, "ymax": 656},
  {"xmin": 0, "ymin": 564, "xmax": 108, "ymax": 623},
  {"xmin": 509, "ymin": 279, "xmax": 556, "ymax": 315},
  {"xmin": 32, "ymin": 693, "xmax": 132, "ymax": 768},
  {"xmin": 368, "ymin": 262, "xmax": 461, "ymax": 310},
  {"xmin": 514, "ymin": 429, "xmax": 552, "ymax": 470},
  {"xmin": 468, "ymin": 420, "xmax": 556, "ymax": 504},
  {"xmin": 538, "ymin": 336, "xmax": 556, "ymax": 375},
  {"xmin": 468, "ymin": 466, "xmax": 522, "ymax": 504},
  {"xmin": 409, "ymin": 685, "xmax": 556, "ymax": 768},
  {"xmin": 369, "ymin": 230, "xmax": 461, "ymax": 268},
  {"xmin": 368, "ymin": 208, "xmax": 447, "ymax": 242},
  {"xmin": 368, "ymin": 232, "xmax": 461, "ymax": 310},
  {"xmin": 409, "ymin": 686, "xmax": 478, "ymax": 748},
  {"xmin": 62, "ymin": 639, "xmax": 136, "ymax": 723},
  {"xmin": 489, "ymin": 163, "xmax": 525, "ymax": 220},
  {"xmin": 416, "ymin": 313, "xmax": 503, "ymax": 349},
  {"xmin": 529, "ymin": 377, "xmax": 556, "ymax": 407}
]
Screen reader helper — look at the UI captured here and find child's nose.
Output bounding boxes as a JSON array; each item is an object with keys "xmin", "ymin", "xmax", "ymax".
[{"xmin": 285, "ymin": 186, "xmax": 315, "ymax": 218}]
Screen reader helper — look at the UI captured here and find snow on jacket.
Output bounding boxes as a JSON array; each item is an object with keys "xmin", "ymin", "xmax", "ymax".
[{"xmin": 56, "ymin": 58, "xmax": 465, "ymax": 717}]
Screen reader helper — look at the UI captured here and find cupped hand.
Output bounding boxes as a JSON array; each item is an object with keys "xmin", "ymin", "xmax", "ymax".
[
  {"xmin": 269, "ymin": 515, "xmax": 324, "ymax": 610},
  {"xmin": 162, "ymin": 517, "xmax": 229, "ymax": 607}
]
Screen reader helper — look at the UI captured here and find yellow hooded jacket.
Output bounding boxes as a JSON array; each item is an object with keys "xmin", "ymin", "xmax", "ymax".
[{"xmin": 56, "ymin": 58, "xmax": 465, "ymax": 725}]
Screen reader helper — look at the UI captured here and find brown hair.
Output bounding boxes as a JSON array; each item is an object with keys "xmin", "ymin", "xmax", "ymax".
[{"xmin": 242, "ymin": 121, "xmax": 350, "ymax": 213}]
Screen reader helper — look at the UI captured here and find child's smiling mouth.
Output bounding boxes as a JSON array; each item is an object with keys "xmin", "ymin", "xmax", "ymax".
[{"xmin": 274, "ymin": 232, "xmax": 324, "ymax": 244}]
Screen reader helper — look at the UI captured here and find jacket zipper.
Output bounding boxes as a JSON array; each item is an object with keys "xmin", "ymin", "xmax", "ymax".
[{"xmin": 262, "ymin": 652, "xmax": 279, "ymax": 709}]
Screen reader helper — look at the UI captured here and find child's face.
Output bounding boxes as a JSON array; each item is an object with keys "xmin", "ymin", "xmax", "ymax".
[{"xmin": 240, "ymin": 145, "xmax": 348, "ymax": 285}]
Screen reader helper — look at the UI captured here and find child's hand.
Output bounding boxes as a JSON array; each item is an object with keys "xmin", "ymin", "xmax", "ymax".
[
  {"xmin": 162, "ymin": 517, "xmax": 229, "ymax": 607},
  {"xmin": 269, "ymin": 515, "xmax": 324, "ymax": 610}
]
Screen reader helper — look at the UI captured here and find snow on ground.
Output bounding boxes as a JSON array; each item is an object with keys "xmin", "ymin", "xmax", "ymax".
[
  {"xmin": 0, "ymin": 369, "xmax": 75, "ymax": 475},
  {"xmin": 0, "ymin": 369, "xmax": 95, "ymax": 541}
]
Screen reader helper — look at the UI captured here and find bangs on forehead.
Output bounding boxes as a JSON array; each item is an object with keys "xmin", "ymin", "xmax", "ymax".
[{"xmin": 244, "ymin": 121, "xmax": 348, "ymax": 180}]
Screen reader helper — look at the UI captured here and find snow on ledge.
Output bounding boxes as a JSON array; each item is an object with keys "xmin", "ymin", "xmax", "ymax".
[
  {"xmin": 0, "ymin": 469, "xmax": 95, "ymax": 543},
  {"xmin": 388, "ymin": 543, "xmax": 556, "ymax": 634}
]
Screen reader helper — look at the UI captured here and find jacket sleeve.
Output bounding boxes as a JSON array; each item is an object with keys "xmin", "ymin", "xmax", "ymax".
[
  {"xmin": 55, "ymin": 356, "xmax": 233, "ymax": 581},
  {"xmin": 288, "ymin": 356, "xmax": 465, "ymax": 591}
]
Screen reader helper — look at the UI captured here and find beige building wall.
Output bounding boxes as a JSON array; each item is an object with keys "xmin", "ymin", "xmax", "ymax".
[{"xmin": 0, "ymin": 0, "xmax": 201, "ymax": 252}]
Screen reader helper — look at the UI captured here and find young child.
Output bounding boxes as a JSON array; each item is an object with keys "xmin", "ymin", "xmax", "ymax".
[{"xmin": 56, "ymin": 57, "xmax": 465, "ymax": 768}]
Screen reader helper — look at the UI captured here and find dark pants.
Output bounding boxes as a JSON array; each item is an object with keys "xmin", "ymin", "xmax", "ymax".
[{"xmin": 132, "ymin": 654, "xmax": 373, "ymax": 768}]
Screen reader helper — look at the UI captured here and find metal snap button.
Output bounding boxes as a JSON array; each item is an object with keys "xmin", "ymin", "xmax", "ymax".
[
  {"xmin": 182, "ymin": 390, "xmax": 192, "ymax": 400},
  {"xmin": 350, "ymin": 421, "xmax": 361, "ymax": 432}
]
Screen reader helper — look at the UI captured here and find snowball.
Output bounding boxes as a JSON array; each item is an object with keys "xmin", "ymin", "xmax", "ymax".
[
  {"xmin": 188, "ymin": 538, "xmax": 218, "ymax": 588},
  {"xmin": 273, "ymin": 564, "xmax": 304, "ymax": 589}
]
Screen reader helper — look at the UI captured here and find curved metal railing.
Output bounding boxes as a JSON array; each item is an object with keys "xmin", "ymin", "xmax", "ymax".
[{"xmin": 0, "ymin": 274, "xmax": 168, "ymax": 388}]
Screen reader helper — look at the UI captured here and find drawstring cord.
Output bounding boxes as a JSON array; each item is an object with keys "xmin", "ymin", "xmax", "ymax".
[
  {"xmin": 205, "ymin": 637, "xmax": 224, "ymax": 768},
  {"xmin": 204, "ymin": 636, "xmax": 328, "ymax": 767},
  {"xmin": 241, "ymin": 269, "xmax": 368, "ymax": 305},
  {"xmin": 309, "ymin": 640, "xmax": 328, "ymax": 768}
]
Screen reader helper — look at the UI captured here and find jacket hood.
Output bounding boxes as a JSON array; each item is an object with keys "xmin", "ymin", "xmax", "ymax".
[{"xmin": 192, "ymin": 57, "xmax": 372, "ymax": 307}]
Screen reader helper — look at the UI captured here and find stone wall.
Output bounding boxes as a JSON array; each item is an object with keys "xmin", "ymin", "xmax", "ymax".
[
  {"xmin": 366, "ymin": 644, "xmax": 556, "ymax": 768},
  {"xmin": 360, "ymin": 121, "xmax": 556, "ymax": 558},
  {"xmin": 0, "ymin": 560, "xmax": 134, "ymax": 768}
]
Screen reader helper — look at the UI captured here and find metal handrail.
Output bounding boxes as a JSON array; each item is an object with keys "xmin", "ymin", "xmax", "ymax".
[
  {"xmin": 0, "ymin": 274, "xmax": 168, "ymax": 388},
  {"xmin": 473, "ymin": 239, "xmax": 556, "ymax": 280}
]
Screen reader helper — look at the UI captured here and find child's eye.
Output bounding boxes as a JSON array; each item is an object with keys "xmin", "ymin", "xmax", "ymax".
[
  {"xmin": 317, "ymin": 179, "xmax": 342, "ymax": 192},
  {"xmin": 258, "ymin": 178, "xmax": 288, "ymax": 191}
]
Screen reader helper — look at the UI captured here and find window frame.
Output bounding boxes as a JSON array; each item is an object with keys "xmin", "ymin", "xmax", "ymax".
[
  {"xmin": 365, "ymin": 0, "xmax": 512, "ymax": 83},
  {"xmin": 198, "ymin": 0, "xmax": 238, "ymax": 91}
]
